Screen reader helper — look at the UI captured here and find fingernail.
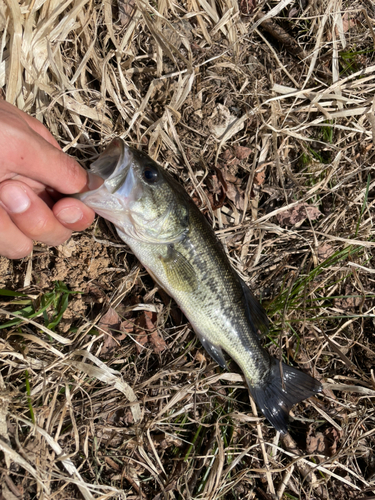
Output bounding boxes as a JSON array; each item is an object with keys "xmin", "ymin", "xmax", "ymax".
[
  {"xmin": 56, "ymin": 206, "xmax": 83, "ymax": 224},
  {"xmin": 0, "ymin": 184, "xmax": 31, "ymax": 213}
]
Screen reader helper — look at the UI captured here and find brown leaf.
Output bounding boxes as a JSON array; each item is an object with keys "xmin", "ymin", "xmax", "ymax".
[
  {"xmin": 117, "ymin": 0, "xmax": 136, "ymax": 27},
  {"xmin": 306, "ymin": 426, "xmax": 343, "ymax": 457},
  {"xmin": 142, "ymin": 310, "xmax": 155, "ymax": 330},
  {"xmin": 223, "ymin": 167, "xmax": 240, "ymax": 185},
  {"xmin": 342, "ymin": 12, "xmax": 357, "ymax": 34},
  {"xmin": 99, "ymin": 308, "xmax": 121, "ymax": 334},
  {"xmin": 306, "ymin": 431, "xmax": 326, "ymax": 454},
  {"xmin": 99, "ymin": 308, "xmax": 124, "ymax": 357},
  {"xmin": 149, "ymin": 329, "xmax": 167, "ymax": 354},
  {"xmin": 226, "ymin": 182, "xmax": 245, "ymax": 210},
  {"xmin": 134, "ymin": 315, "xmax": 149, "ymax": 353},
  {"xmin": 219, "ymin": 166, "xmax": 245, "ymax": 210},
  {"xmin": 120, "ymin": 319, "xmax": 135, "ymax": 333},
  {"xmin": 254, "ymin": 169, "xmax": 265, "ymax": 186},
  {"xmin": 323, "ymin": 427, "xmax": 342, "ymax": 456},
  {"xmin": 233, "ymin": 145, "xmax": 252, "ymax": 160},
  {"xmin": 239, "ymin": 0, "xmax": 256, "ymax": 15},
  {"xmin": 334, "ymin": 285, "xmax": 362, "ymax": 311},
  {"xmin": 222, "ymin": 149, "xmax": 234, "ymax": 161},
  {"xmin": 221, "ymin": 150, "xmax": 240, "ymax": 168},
  {"xmin": 134, "ymin": 311, "xmax": 166, "ymax": 354},
  {"xmin": 277, "ymin": 203, "xmax": 322, "ymax": 227},
  {"xmin": 210, "ymin": 175, "xmax": 222, "ymax": 195},
  {"xmin": 195, "ymin": 351, "xmax": 206, "ymax": 363},
  {"xmin": 213, "ymin": 166, "xmax": 228, "ymax": 191},
  {"xmin": 317, "ymin": 243, "xmax": 335, "ymax": 262}
]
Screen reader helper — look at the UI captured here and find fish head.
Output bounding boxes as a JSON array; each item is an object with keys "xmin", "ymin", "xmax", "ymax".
[{"xmin": 76, "ymin": 139, "xmax": 189, "ymax": 243}]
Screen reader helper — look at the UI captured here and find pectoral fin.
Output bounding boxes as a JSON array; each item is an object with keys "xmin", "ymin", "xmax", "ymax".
[
  {"xmin": 197, "ymin": 333, "xmax": 228, "ymax": 369},
  {"xmin": 160, "ymin": 246, "xmax": 198, "ymax": 292}
]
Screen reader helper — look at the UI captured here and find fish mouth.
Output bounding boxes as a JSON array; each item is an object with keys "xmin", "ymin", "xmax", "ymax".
[
  {"xmin": 74, "ymin": 139, "xmax": 140, "ymax": 223},
  {"xmin": 89, "ymin": 138, "xmax": 125, "ymax": 180}
]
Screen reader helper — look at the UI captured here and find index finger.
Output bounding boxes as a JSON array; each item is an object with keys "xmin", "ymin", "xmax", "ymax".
[{"xmin": 0, "ymin": 111, "xmax": 101, "ymax": 194}]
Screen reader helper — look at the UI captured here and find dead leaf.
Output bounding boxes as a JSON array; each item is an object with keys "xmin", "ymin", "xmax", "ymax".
[
  {"xmin": 134, "ymin": 311, "xmax": 166, "ymax": 354},
  {"xmin": 214, "ymin": 165, "xmax": 245, "ymax": 210},
  {"xmin": 342, "ymin": 12, "xmax": 357, "ymax": 34},
  {"xmin": 324, "ymin": 427, "xmax": 342, "ymax": 456},
  {"xmin": 334, "ymin": 285, "xmax": 363, "ymax": 310},
  {"xmin": 195, "ymin": 351, "xmax": 206, "ymax": 363},
  {"xmin": 149, "ymin": 329, "xmax": 167, "ymax": 354},
  {"xmin": 134, "ymin": 323, "xmax": 148, "ymax": 353},
  {"xmin": 222, "ymin": 149, "xmax": 234, "ymax": 162},
  {"xmin": 207, "ymin": 169, "xmax": 227, "ymax": 210},
  {"xmin": 99, "ymin": 308, "xmax": 121, "ymax": 334},
  {"xmin": 121, "ymin": 319, "xmax": 135, "ymax": 334},
  {"xmin": 99, "ymin": 308, "xmax": 124, "ymax": 357},
  {"xmin": 306, "ymin": 430, "xmax": 326, "ymax": 454},
  {"xmin": 142, "ymin": 310, "xmax": 155, "ymax": 330},
  {"xmin": 117, "ymin": 0, "xmax": 136, "ymax": 27},
  {"xmin": 254, "ymin": 169, "xmax": 265, "ymax": 186},
  {"xmin": 239, "ymin": 0, "xmax": 256, "ymax": 15},
  {"xmin": 317, "ymin": 243, "xmax": 335, "ymax": 262},
  {"xmin": 277, "ymin": 203, "xmax": 322, "ymax": 227},
  {"xmin": 306, "ymin": 426, "xmax": 343, "ymax": 457},
  {"xmin": 226, "ymin": 182, "xmax": 245, "ymax": 210},
  {"xmin": 207, "ymin": 104, "xmax": 244, "ymax": 140},
  {"xmin": 233, "ymin": 145, "xmax": 252, "ymax": 160}
]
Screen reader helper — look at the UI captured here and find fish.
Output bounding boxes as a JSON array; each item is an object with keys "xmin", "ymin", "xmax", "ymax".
[{"xmin": 75, "ymin": 138, "xmax": 322, "ymax": 434}]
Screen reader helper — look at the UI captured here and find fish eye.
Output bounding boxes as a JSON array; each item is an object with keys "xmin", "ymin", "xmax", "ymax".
[{"xmin": 142, "ymin": 165, "xmax": 159, "ymax": 184}]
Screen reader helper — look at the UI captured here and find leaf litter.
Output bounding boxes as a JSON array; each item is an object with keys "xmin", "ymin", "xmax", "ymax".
[{"xmin": 1, "ymin": 0, "xmax": 375, "ymax": 498}]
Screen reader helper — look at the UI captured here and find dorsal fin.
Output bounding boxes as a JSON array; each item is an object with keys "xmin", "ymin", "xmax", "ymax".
[{"xmin": 239, "ymin": 278, "xmax": 269, "ymax": 336}]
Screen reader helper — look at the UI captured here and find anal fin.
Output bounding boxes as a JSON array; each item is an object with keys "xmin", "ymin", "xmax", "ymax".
[{"xmin": 197, "ymin": 332, "xmax": 228, "ymax": 369}]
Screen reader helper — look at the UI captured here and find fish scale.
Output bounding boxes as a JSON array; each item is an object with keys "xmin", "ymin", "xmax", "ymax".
[
  {"xmin": 75, "ymin": 138, "xmax": 322, "ymax": 434},
  {"xmin": 127, "ymin": 207, "xmax": 270, "ymax": 384}
]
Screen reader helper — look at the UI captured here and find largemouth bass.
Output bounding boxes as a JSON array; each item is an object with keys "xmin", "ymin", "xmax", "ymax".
[{"xmin": 75, "ymin": 138, "xmax": 322, "ymax": 434}]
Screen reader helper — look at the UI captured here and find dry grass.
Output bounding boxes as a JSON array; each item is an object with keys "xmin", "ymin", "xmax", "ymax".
[{"xmin": 1, "ymin": 0, "xmax": 375, "ymax": 498}]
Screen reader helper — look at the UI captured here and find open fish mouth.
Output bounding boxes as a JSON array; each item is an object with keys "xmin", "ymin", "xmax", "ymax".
[
  {"xmin": 74, "ymin": 139, "xmax": 142, "ymax": 224},
  {"xmin": 89, "ymin": 138, "xmax": 125, "ymax": 181}
]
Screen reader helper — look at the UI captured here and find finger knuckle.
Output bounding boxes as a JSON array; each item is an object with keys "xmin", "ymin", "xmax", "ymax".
[{"xmin": 30, "ymin": 217, "xmax": 49, "ymax": 235}]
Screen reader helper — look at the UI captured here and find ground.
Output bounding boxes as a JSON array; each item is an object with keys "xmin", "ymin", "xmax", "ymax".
[{"xmin": 1, "ymin": 0, "xmax": 375, "ymax": 499}]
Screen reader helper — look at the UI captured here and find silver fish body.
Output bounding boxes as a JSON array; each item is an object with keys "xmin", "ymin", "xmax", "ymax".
[{"xmin": 76, "ymin": 139, "xmax": 322, "ymax": 433}]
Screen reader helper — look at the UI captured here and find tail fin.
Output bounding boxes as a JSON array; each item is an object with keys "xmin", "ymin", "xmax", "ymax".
[{"xmin": 248, "ymin": 358, "xmax": 322, "ymax": 434}]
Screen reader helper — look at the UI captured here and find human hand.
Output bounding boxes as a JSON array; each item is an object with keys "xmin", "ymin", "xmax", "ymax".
[{"xmin": 0, "ymin": 101, "xmax": 103, "ymax": 259}]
